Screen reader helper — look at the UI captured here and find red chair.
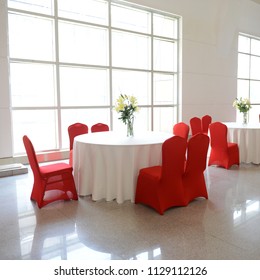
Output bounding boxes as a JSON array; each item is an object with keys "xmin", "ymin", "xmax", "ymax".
[
  {"xmin": 135, "ymin": 136, "xmax": 187, "ymax": 215},
  {"xmin": 183, "ymin": 133, "xmax": 209, "ymax": 204},
  {"xmin": 208, "ymin": 122, "xmax": 239, "ymax": 169},
  {"xmin": 91, "ymin": 123, "xmax": 109, "ymax": 133},
  {"xmin": 173, "ymin": 122, "xmax": 190, "ymax": 141},
  {"xmin": 23, "ymin": 135, "xmax": 78, "ymax": 208},
  {"xmin": 190, "ymin": 117, "xmax": 202, "ymax": 136},
  {"xmin": 68, "ymin": 123, "xmax": 88, "ymax": 166},
  {"xmin": 202, "ymin": 115, "xmax": 212, "ymax": 135}
]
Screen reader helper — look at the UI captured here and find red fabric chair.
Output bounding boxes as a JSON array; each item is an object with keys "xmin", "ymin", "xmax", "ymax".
[
  {"xmin": 190, "ymin": 117, "xmax": 202, "ymax": 136},
  {"xmin": 208, "ymin": 122, "xmax": 239, "ymax": 169},
  {"xmin": 183, "ymin": 133, "xmax": 209, "ymax": 204},
  {"xmin": 173, "ymin": 122, "xmax": 190, "ymax": 141},
  {"xmin": 23, "ymin": 135, "xmax": 78, "ymax": 208},
  {"xmin": 202, "ymin": 115, "xmax": 212, "ymax": 135},
  {"xmin": 68, "ymin": 123, "xmax": 88, "ymax": 166},
  {"xmin": 91, "ymin": 123, "xmax": 109, "ymax": 133},
  {"xmin": 135, "ymin": 136, "xmax": 187, "ymax": 215}
]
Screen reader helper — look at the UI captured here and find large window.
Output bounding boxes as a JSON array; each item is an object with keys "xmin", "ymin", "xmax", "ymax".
[
  {"xmin": 237, "ymin": 34, "xmax": 260, "ymax": 123},
  {"xmin": 8, "ymin": 0, "xmax": 180, "ymax": 154}
]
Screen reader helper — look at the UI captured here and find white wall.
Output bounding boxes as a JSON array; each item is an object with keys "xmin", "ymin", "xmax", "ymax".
[{"xmin": 1, "ymin": 0, "xmax": 260, "ymax": 159}]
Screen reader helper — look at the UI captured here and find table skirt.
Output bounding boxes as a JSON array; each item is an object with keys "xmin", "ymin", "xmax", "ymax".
[
  {"xmin": 73, "ymin": 139, "xmax": 164, "ymax": 203},
  {"xmin": 227, "ymin": 124, "xmax": 260, "ymax": 164}
]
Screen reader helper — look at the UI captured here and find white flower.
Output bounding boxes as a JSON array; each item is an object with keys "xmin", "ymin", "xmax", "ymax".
[
  {"xmin": 114, "ymin": 94, "xmax": 139, "ymax": 124},
  {"xmin": 233, "ymin": 97, "xmax": 251, "ymax": 113}
]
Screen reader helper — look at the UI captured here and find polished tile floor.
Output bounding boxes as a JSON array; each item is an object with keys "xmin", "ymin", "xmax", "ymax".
[{"xmin": 1, "ymin": 162, "xmax": 260, "ymax": 260}]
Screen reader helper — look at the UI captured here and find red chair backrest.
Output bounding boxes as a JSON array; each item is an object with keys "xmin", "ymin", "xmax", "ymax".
[
  {"xmin": 185, "ymin": 133, "xmax": 209, "ymax": 175},
  {"xmin": 173, "ymin": 122, "xmax": 189, "ymax": 141},
  {"xmin": 68, "ymin": 123, "xmax": 88, "ymax": 150},
  {"xmin": 23, "ymin": 135, "xmax": 41, "ymax": 178},
  {"xmin": 91, "ymin": 123, "xmax": 109, "ymax": 133},
  {"xmin": 202, "ymin": 115, "xmax": 212, "ymax": 134},
  {"xmin": 190, "ymin": 117, "xmax": 202, "ymax": 135},
  {"xmin": 161, "ymin": 136, "xmax": 187, "ymax": 181},
  {"xmin": 209, "ymin": 122, "xmax": 228, "ymax": 151}
]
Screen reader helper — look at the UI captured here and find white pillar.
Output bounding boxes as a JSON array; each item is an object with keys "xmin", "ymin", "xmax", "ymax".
[{"xmin": 0, "ymin": 0, "xmax": 13, "ymax": 158}]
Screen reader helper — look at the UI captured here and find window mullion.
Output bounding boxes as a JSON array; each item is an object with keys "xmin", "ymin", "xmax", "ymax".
[
  {"xmin": 8, "ymin": 0, "xmax": 180, "ymax": 154},
  {"xmin": 151, "ymin": 12, "xmax": 154, "ymax": 131},
  {"xmin": 108, "ymin": 0, "xmax": 113, "ymax": 130},
  {"xmin": 54, "ymin": 0, "xmax": 62, "ymax": 150}
]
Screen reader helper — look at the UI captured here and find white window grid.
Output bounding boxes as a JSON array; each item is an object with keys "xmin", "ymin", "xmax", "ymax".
[
  {"xmin": 237, "ymin": 33, "xmax": 260, "ymax": 123},
  {"xmin": 8, "ymin": 0, "xmax": 180, "ymax": 154}
]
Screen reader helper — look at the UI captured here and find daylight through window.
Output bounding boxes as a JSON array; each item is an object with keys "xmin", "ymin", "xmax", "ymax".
[
  {"xmin": 237, "ymin": 34, "xmax": 260, "ymax": 123},
  {"xmin": 8, "ymin": 0, "xmax": 180, "ymax": 154}
]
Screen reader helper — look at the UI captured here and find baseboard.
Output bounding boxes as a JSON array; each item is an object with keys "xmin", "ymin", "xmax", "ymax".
[
  {"xmin": 0, "ymin": 150, "xmax": 70, "ymax": 166},
  {"xmin": 0, "ymin": 163, "xmax": 28, "ymax": 178}
]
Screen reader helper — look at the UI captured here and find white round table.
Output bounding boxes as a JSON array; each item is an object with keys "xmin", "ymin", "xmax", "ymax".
[
  {"xmin": 224, "ymin": 122, "xmax": 260, "ymax": 164},
  {"xmin": 72, "ymin": 131, "xmax": 173, "ymax": 203}
]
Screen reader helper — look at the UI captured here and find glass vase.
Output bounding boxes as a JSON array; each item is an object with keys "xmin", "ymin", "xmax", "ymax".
[
  {"xmin": 242, "ymin": 112, "xmax": 248, "ymax": 125},
  {"xmin": 126, "ymin": 118, "xmax": 134, "ymax": 137}
]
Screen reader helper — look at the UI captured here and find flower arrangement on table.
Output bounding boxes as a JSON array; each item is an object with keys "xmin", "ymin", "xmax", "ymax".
[
  {"xmin": 233, "ymin": 97, "xmax": 251, "ymax": 124},
  {"xmin": 114, "ymin": 94, "xmax": 139, "ymax": 136}
]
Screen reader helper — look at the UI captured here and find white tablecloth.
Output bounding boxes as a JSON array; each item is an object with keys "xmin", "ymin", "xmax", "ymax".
[
  {"xmin": 73, "ymin": 131, "xmax": 173, "ymax": 203},
  {"xmin": 224, "ymin": 122, "xmax": 260, "ymax": 164}
]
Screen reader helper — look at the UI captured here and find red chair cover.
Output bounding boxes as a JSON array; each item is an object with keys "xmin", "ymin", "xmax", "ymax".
[
  {"xmin": 135, "ymin": 136, "xmax": 187, "ymax": 215},
  {"xmin": 173, "ymin": 122, "xmax": 190, "ymax": 141},
  {"xmin": 68, "ymin": 123, "xmax": 88, "ymax": 165},
  {"xmin": 202, "ymin": 115, "xmax": 212, "ymax": 135},
  {"xmin": 183, "ymin": 133, "xmax": 209, "ymax": 204},
  {"xmin": 23, "ymin": 135, "xmax": 78, "ymax": 208},
  {"xmin": 91, "ymin": 123, "xmax": 109, "ymax": 133},
  {"xmin": 208, "ymin": 122, "xmax": 239, "ymax": 169},
  {"xmin": 190, "ymin": 117, "xmax": 202, "ymax": 136}
]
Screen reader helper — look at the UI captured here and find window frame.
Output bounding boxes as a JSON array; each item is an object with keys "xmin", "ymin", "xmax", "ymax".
[
  {"xmin": 237, "ymin": 33, "xmax": 260, "ymax": 123},
  {"xmin": 8, "ymin": 0, "xmax": 181, "ymax": 154}
]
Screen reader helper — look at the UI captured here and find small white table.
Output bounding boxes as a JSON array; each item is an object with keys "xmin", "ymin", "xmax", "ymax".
[
  {"xmin": 224, "ymin": 122, "xmax": 260, "ymax": 164},
  {"xmin": 73, "ymin": 131, "xmax": 172, "ymax": 203}
]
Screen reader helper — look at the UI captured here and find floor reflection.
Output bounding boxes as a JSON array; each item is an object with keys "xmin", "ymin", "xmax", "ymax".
[
  {"xmin": 13, "ymin": 193, "xmax": 166, "ymax": 260},
  {"xmin": 1, "ymin": 163, "xmax": 260, "ymax": 259},
  {"xmin": 233, "ymin": 200, "xmax": 260, "ymax": 226}
]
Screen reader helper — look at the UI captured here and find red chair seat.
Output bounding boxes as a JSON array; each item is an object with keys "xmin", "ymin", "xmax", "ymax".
[
  {"xmin": 208, "ymin": 122, "xmax": 239, "ymax": 169},
  {"xmin": 39, "ymin": 163, "xmax": 72, "ymax": 176},
  {"xmin": 139, "ymin": 166, "xmax": 162, "ymax": 181},
  {"xmin": 23, "ymin": 135, "xmax": 78, "ymax": 208},
  {"xmin": 135, "ymin": 134, "xmax": 210, "ymax": 214},
  {"xmin": 135, "ymin": 136, "xmax": 187, "ymax": 215}
]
